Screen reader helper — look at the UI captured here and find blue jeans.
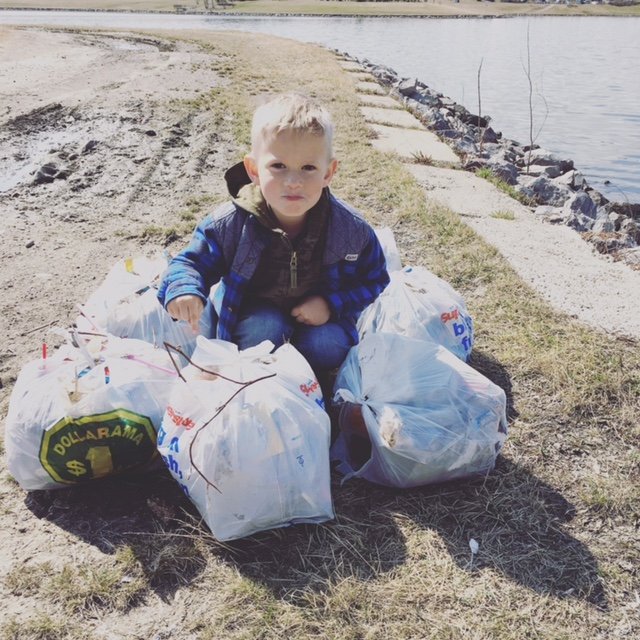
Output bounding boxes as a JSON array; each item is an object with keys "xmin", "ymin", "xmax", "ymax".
[{"xmin": 232, "ymin": 300, "xmax": 352, "ymax": 373}]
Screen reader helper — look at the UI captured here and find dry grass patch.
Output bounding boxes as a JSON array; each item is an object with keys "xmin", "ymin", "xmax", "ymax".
[
  {"xmin": 1, "ymin": 615, "xmax": 89, "ymax": 640},
  {"xmin": 490, "ymin": 209, "xmax": 516, "ymax": 221},
  {"xmin": 5, "ymin": 549, "xmax": 146, "ymax": 616}
]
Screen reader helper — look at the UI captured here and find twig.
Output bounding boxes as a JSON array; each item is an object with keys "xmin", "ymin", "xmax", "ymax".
[
  {"xmin": 477, "ymin": 57, "xmax": 484, "ymax": 154},
  {"xmin": 20, "ymin": 319, "xmax": 57, "ymax": 336},
  {"xmin": 164, "ymin": 341, "xmax": 261, "ymax": 384},
  {"xmin": 163, "ymin": 342, "xmax": 277, "ymax": 493},
  {"xmin": 188, "ymin": 370, "xmax": 276, "ymax": 493}
]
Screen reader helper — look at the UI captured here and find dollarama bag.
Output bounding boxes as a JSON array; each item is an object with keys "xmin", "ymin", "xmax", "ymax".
[{"xmin": 5, "ymin": 334, "xmax": 177, "ymax": 490}]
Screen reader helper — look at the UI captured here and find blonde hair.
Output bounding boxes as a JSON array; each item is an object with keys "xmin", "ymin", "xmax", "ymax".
[{"xmin": 250, "ymin": 93, "xmax": 334, "ymax": 156}]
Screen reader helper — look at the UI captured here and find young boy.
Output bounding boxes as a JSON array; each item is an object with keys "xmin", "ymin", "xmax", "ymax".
[{"xmin": 158, "ymin": 93, "xmax": 389, "ymax": 388}]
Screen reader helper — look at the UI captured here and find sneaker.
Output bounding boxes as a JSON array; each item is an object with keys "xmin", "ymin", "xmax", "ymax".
[{"xmin": 338, "ymin": 402, "xmax": 371, "ymax": 470}]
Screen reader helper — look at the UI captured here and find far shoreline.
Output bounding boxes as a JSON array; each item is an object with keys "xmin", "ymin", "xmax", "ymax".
[
  {"xmin": 2, "ymin": 6, "xmax": 640, "ymax": 19},
  {"xmin": 1, "ymin": 0, "xmax": 639, "ymax": 19}
]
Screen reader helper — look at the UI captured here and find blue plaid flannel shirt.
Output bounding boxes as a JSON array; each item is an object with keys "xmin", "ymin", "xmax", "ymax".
[{"xmin": 158, "ymin": 193, "xmax": 390, "ymax": 345}]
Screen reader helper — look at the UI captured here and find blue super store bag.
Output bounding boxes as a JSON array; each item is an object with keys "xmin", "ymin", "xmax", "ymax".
[
  {"xmin": 331, "ymin": 333, "xmax": 507, "ymax": 488},
  {"xmin": 357, "ymin": 266, "xmax": 474, "ymax": 361}
]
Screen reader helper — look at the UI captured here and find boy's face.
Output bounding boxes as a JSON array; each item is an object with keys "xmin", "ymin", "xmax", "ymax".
[{"xmin": 244, "ymin": 129, "xmax": 337, "ymax": 229}]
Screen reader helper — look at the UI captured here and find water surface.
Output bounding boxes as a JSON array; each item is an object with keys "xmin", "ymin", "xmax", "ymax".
[{"xmin": 2, "ymin": 11, "xmax": 639, "ymax": 201}]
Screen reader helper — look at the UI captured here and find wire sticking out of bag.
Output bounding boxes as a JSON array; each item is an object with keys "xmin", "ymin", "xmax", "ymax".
[
  {"xmin": 76, "ymin": 304, "xmax": 101, "ymax": 332},
  {"xmin": 71, "ymin": 329, "xmax": 98, "ymax": 369},
  {"xmin": 163, "ymin": 342, "xmax": 220, "ymax": 383},
  {"xmin": 123, "ymin": 354, "xmax": 178, "ymax": 376},
  {"xmin": 163, "ymin": 342, "xmax": 277, "ymax": 493}
]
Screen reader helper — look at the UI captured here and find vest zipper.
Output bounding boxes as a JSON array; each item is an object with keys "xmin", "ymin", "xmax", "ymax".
[{"xmin": 290, "ymin": 251, "xmax": 298, "ymax": 290}]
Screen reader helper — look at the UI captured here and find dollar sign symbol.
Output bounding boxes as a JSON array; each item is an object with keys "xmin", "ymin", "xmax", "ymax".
[{"xmin": 66, "ymin": 460, "xmax": 87, "ymax": 477}]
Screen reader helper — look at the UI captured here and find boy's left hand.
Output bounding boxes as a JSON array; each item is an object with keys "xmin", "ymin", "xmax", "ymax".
[{"xmin": 291, "ymin": 295, "xmax": 331, "ymax": 326}]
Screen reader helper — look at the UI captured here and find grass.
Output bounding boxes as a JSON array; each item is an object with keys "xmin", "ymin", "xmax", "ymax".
[
  {"xmin": 4, "ymin": 549, "xmax": 146, "ymax": 615},
  {"xmin": 1, "ymin": 615, "xmax": 89, "ymax": 640},
  {"xmin": 2, "ymin": 26, "xmax": 639, "ymax": 640},
  {"xmin": 410, "ymin": 150, "xmax": 434, "ymax": 166},
  {"xmin": 135, "ymin": 193, "xmax": 227, "ymax": 243},
  {"xmin": 476, "ymin": 167, "xmax": 534, "ymax": 205},
  {"xmin": 490, "ymin": 209, "xmax": 516, "ymax": 220}
]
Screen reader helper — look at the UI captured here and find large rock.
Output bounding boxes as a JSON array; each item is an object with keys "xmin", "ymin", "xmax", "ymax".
[
  {"xmin": 608, "ymin": 211, "xmax": 625, "ymax": 231},
  {"xmin": 436, "ymin": 109, "xmax": 460, "ymax": 138},
  {"xmin": 412, "ymin": 103, "xmax": 450, "ymax": 133},
  {"xmin": 592, "ymin": 209, "xmax": 615, "ymax": 233},
  {"xmin": 609, "ymin": 202, "xmax": 640, "ymax": 221},
  {"xmin": 620, "ymin": 218, "xmax": 640, "ymax": 244},
  {"xmin": 452, "ymin": 105, "xmax": 490, "ymax": 129},
  {"xmin": 555, "ymin": 170, "xmax": 587, "ymax": 191},
  {"xmin": 395, "ymin": 78, "xmax": 419, "ymax": 97},
  {"xmin": 563, "ymin": 191, "xmax": 598, "ymax": 219},
  {"xmin": 498, "ymin": 145, "xmax": 522, "ymax": 165},
  {"xmin": 517, "ymin": 175, "xmax": 571, "ymax": 206},
  {"xmin": 414, "ymin": 89, "xmax": 440, "ymax": 107},
  {"xmin": 453, "ymin": 135, "xmax": 479, "ymax": 156},
  {"xmin": 585, "ymin": 187, "xmax": 609, "ymax": 208},
  {"xmin": 520, "ymin": 148, "xmax": 574, "ymax": 174},
  {"xmin": 488, "ymin": 160, "xmax": 519, "ymax": 185},
  {"xmin": 524, "ymin": 164, "xmax": 562, "ymax": 179},
  {"xmin": 480, "ymin": 127, "xmax": 499, "ymax": 144},
  {"xmin": 565, "ymin": 211, "xmax": 595, "ymax": 232},
  {"xmin": 370, "ymin": 64, "xmax": 398, "ymax": 85}
]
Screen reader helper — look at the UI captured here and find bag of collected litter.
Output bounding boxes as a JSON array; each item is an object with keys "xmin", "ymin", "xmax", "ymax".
[
  {"xmin": 76, "ymin": 255, "xmax": 197, "ymax": 356},
  {"xmin": 374, "ymin": 226, "xmax": 402, "ymax": 272},
  {"xmin": 331, "ymin": 333, "xmax": 507, "ymax": 489},
  {"xmin": 357, "ymin": 266, "xmax": 474, "ymax": 361},
  {"xmin": 158, "ymin": 337, "xmax": 334, "ymax": 542},
  {"xmin": 5, "ymin": 333, "xmax": 177, "ymax": 491}
]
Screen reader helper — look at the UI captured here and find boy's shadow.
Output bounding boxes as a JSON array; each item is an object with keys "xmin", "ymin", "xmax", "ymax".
[
  {"xmin": 24, "ymin": 456, "xmax": 607, "ymax": 610},
  {"xmin": 223, "ymin": 457, "xmax": 606, "ymax": 611},
  {"xmin": 403, "ymin": 456, "xmax": 607, "ymax": 609},
  {"xmin": 468, "ymin": 348, "xmax": 518, "ymax": 422}
]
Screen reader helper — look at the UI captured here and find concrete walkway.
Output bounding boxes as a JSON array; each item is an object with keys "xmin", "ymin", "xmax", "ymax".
[{"xmin": 340, "ymin": 60, "xmax": 640, "ymax": 339}]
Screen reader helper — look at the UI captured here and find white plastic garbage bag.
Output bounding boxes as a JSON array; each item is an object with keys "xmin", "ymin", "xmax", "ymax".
[
  {"xmin": 331, "ymin": 333, "xmax": 507, "ymax": 488},
  {"xmin": 157, "ymin": 337, "xmax": 334, "ymax": 541},
  {"xmin": 5, "ymin": 334, "xmax": 178, "ymax": 490},
  {"xmin": 357, "ymin": 266, "xmax": 474, "ymax": 361},
  {"xmin": 76, "ymin": 255, "xmax": 197, "ymax": 356},
  {"xmin": 374, "ymin": 226, "xmax": 402, "ymax": 272}
]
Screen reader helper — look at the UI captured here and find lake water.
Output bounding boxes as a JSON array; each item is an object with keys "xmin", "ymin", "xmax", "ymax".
[{"xmin": 2, "ymin": 10, "xmax": 639, "ymax": 202}]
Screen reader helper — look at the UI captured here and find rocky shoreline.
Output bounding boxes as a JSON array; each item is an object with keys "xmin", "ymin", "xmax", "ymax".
[{"xmin": 349, "ymin": 54, "xmax": 640, "ymax": 270}]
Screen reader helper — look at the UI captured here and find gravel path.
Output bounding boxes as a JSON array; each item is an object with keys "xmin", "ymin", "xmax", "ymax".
[{"xmin": 347, "ymin": 65, "xmax": 640, "ymax": 340}]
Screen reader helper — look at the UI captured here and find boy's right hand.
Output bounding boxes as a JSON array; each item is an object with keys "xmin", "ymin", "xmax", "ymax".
[{"xmin": 167, "ymin": 295, "xmax": 204, "ymax": 334}]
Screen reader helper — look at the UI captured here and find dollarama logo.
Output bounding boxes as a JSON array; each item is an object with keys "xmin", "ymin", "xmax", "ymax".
[{"xmin": 39, "ymin": 409, "xmax": 158, "ymax": 484}]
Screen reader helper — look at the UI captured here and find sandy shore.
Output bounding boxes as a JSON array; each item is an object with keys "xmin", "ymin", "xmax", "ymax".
[{"xmin": 0, "ymin": 26, "xmax": 235, "ymax": 399}]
